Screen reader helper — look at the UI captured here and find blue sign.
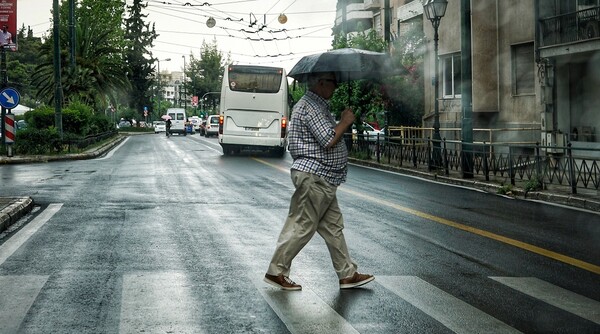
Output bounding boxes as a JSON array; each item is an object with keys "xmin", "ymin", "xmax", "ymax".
[{"xmin": 0, "ymin": 88, "xmax": 20, "ymax": 109}]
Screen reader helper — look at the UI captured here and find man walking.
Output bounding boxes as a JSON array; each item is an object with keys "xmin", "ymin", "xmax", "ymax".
[{"xmin": 264, "ymin": 72, "xmax": 374, "ymax": 291}]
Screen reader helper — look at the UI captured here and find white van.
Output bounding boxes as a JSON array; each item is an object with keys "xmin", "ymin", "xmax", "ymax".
[
  {"xmin": 218, "ymin": 65, "xmax": 289, "ymax": 157},
  {"xmin": 165, "ymin": 108, "xmax": 187, "ymax": 136}
]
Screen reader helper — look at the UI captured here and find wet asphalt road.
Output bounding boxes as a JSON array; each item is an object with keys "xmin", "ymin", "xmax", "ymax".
[{"xmin": 0, "ymin": 133, "xmax": 598, "ymax": 333}]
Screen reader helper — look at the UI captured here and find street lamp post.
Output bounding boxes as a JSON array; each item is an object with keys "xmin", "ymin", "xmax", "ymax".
[
  {"xmin": 423, "ymin": 0, "xmax": 448, "ymax": 168},
  {"xmin": 157, "ymin": 58, "xmax": 171, "ymax": 116},
  {"xmin": 182, "ymin": 55, "xmax": 187, "ymax": 112},
  {"xmin": 201, "ymin": 91, "xmax": 221, "ymax": 117}
]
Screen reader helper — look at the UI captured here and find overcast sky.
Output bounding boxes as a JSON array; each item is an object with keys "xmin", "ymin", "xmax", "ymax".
[{"xmin": 18, "ymin": 0, "xmax": 339, "ymax": 73}]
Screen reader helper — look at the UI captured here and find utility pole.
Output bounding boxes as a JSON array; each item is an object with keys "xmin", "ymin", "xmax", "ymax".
[
  {"xmin": 460, "ymin": 0, "xmax": 473, "ymax": 178},
  {"xmin": 1, "ymin": 48, "xmax": 6, "ymax": 151},
  {"xmin": 69, "ymin": 0, "xmax": 75, "ymax": 68},
  {"xmin": 182, "ymin": 55, "xmax": 187, "ymax": 112},
  {"xmin": 53, "ymin": 0, "xmax": 63, "ymax": 139},
  {"xmin": 384, "ymin": 0, "xmax": 391, "ymax": 49}
]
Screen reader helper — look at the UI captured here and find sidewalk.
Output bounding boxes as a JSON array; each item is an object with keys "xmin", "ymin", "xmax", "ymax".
[{"xmin": 1, "ymin": 135, "xmax": 598, "ymax": 234}]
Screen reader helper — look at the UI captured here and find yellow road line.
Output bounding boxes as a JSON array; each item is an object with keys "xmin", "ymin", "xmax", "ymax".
[{"xmin": 253, "ymin": 158, "xmax": 600, "ymax": 275}]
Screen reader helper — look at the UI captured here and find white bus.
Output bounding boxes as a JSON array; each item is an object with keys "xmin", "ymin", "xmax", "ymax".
[{"xmin": 218, "ymin": 65, "xmax": 289, "ymax": 157}]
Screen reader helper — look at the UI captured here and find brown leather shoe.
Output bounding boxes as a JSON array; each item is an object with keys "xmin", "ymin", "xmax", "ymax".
[
  {"xmin": 339, "ymin": 272, "xmax": 375, "ymax": 289},
  {"xmin": 264, "ymin": 274, "xmax": 302, "ymax": 291}
]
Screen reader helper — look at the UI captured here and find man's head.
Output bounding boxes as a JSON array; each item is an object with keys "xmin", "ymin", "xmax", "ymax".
[
  {"xmin": 2, "ymin": 25, "xmax": 7, "ymax": 31},
  {"xmin": 308, "ymin": 72, "xmax": 338, "ymax": 100}
]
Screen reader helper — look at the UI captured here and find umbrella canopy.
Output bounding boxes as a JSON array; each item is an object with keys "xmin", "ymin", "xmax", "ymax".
[
  {"xmin": 161, "ymin": 114, "xmax": 172, "ymax": 120},
  {"xmin": 288, "ymin": 48, "xmax": 395, "ymax": 83}
]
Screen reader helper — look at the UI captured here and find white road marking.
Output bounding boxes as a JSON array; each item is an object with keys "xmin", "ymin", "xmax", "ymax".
[
  {"xmin": 119, "ymin": 272, "xmax": 203, "ymax": 334},
  {"xmin": 0, "ymin": 203, "xmax": 63, "ymax": 266},
  {"xmin": 0, "ymin": 275, "xmax": 49, "ymax": 333},
  {"xmin": 97, "ymin": 137, "xmax": 130, "ymax": 160},
  {"xmin": 214, "ymin": 216, "xmax": 358, "ymax": 333},
  {"xmin": 377, "ymin": 276, "xmax": 522, "ymax": 334},
  {"xmin": 490, "ymin": 276, "xmax": 600, "ymax": 324},
  {"xmin": 255, "ymin": 277, "xmax": 360, "ymax": 334}
]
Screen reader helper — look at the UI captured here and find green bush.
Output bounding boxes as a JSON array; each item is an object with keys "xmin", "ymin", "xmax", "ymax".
[
  {"xmin": 524, "ymin": 175, "xmax": 543, "ymax": 194},
  {"xmin": 89, "ymin": 114, "xmax": 113, "ymax": 134},
  {"xmin": 23, "ymin": 102, "xmax": 109, "ymax": 137},
  {"xmin": 24, "ymin": 106, "xmax": 54, "ymax": 130},
  {"xmin": 14, "ymin": 127, "xmax": 62, "ymax": 155},
  {"xmin": 17, "ymin": 103, "xmax": 115, "ymax": 155}
]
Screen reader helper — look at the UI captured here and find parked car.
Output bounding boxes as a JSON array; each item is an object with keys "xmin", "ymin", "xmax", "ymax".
[
  {"xmin": 189, "ymin": 116, "xmax": 202, "ymax": 131},
  {"xmin": 153, "ymin": 121, "xmax": 166, "ymax": 133},
  {"xmin": 353, "ymin": 122, "xmax": 385, "ymax": 142},
  {"xmin": 204, "ymin": 115, "xmax": 220, "ymax": 137},
  {"xmin": 118, "ymin": 120, "xmax": 131, "ymax": 128},
  {"xmin": 16, "ymin": 120, "xmax": 28, "ymax": 131}
]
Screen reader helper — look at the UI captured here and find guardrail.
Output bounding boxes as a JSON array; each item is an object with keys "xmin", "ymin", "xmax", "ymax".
[
  {"xmin": 346, "ymin": 134, "xmax": 600, "ymax": 194},
  {"xmin": 65, "ymin": 130, "xmax": 118, "ymax": 153}
]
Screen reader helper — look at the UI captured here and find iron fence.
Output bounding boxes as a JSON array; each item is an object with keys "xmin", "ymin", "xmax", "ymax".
[
  {"xmin": 65, "ymin": 130, "xmax": 118, "ymax": 153},
  {"xmin": 347, "ymin": 134, "xmax": 600, "ymax": 194}
]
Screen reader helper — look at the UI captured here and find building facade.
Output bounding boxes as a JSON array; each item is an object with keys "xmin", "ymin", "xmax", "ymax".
[
  {"xmin": 334, "ymin": 0, "xmax": 600, "ymax": 155},
  {"xmin": 158, "ymin": 70, "xmax": 185, "ymax": 106}
]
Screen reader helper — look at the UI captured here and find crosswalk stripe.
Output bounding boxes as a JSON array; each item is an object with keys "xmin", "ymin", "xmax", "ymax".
[
  {"xmin": 119, "ymin": 272, "xmax": 203, "ymax": 334},
  {"xmin": 490, "ymin": 276, "xmax": 600, "ymax": 324},
  {"xmin": 0, "ymin": 275, "xmax": 49, "ymax": 333},
  {"xmin": 255, "ymin": 277, "xmax": 360, "ymax": 334},
  {"xmin": 377, "ymin": 276, "xmax": 522, "ymax": 334},
  {"xmin": 0, "ymin": 203, "xmax": 63, "ymax": 266}
]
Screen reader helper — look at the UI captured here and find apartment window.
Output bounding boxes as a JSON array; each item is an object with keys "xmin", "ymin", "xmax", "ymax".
[
  {"xmin": 512, "ymin": 42, "xmax": 534, "ymax": 95},
  {"xmin": 373, "ymin": 13, "xmax": 382, "ymax": 35},
  {"xmin": 441, "ymin": 53, "xmax": 461, "ymax": 98}
]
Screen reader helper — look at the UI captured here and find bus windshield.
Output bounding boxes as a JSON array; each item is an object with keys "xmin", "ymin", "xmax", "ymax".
[{"xmin": 227, "ymin": 66, "xmax": 283, "ymax": 93}]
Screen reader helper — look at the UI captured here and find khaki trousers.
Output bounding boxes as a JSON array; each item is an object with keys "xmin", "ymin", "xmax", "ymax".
[{"xmin": 267, "ymin": 170, "xmax": 357, "ymax": 279}]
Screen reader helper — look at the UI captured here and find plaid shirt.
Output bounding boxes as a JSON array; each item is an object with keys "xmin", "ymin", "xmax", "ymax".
[{"xmin": 288, "ymin": 91, "xmax": 348, "ymax": 186}]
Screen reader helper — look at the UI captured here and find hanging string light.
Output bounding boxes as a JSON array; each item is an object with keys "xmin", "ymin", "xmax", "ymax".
[
  {"xmin": 278, "ymin": 13, "xmax": 287, "ymax": 24},
  {"xmin": 206, "ymin": 17, "xmax": 216, "ymax": 28}
]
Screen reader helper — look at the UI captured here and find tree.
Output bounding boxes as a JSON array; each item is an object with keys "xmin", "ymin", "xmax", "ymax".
[
  {"xmin": 330, "ymin": 29, "xmax": 388, "ymax": 129},
  {"xmin": 329, "ymin": 23, "xmax": 427, "ymax": 128},
  {"xmin": 386, "ymin": 23, "xmax": 427, "ymax": 126},
  {"xmin": 6, "ymin": 25, "xmax": 44, "ymax": 107},
  {"xmin": 184, "ymin": 39, "xmax": 228, "ymax": 116},
  {"xmin": 124, "ymin": 0, "xmax": 158, "ymax": 118},
  {"xmin": 31, "ymin": 0, "xmax": 130, "ymax": 111}
]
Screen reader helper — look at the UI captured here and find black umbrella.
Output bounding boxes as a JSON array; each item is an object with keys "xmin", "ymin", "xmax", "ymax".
[{"xmin": 288, "ymin": 48, "xmax": 395, "ymax": 83}]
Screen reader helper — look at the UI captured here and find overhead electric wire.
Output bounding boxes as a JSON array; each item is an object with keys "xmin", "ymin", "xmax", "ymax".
[{"xmin": 127, "ymin": 0, "xmax": 336, "ymax": 67}]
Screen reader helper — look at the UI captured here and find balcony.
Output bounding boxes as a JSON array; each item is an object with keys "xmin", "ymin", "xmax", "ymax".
[
  {"xmin": 539, "ymin": 6, "xmax": 600, "ymax": 47},
  {"xmin": 334, "ymin": 3, "xmax": 374, "ymax": 33},
  {"xmin": 396, "ymin": 0, "xmax": 423, "ymax": 22},
  {"xmin": 364, "ymin": 0, "xmax": 381, "ymax": 11}
]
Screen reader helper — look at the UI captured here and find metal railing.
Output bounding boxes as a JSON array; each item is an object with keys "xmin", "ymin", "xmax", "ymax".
[
  {"xmin": 539, "ymin": 6, "xmax": 600, "ymax": 47},
  {"xmin": 65, "ymin": 130, "xmax": 118, "ymax": 153},
  {"xmin": 347, "ymin": 134, "xmax": 600, "ymax": 194}
]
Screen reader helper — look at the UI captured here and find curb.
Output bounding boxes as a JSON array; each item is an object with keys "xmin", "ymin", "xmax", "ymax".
[
  {"xmin": 0, "ymin": 197, "xmax": 34, "ymax": 233},
  {"xmin": 0, "ymin": 135, "xmax": 126, "ymax": 165}
]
